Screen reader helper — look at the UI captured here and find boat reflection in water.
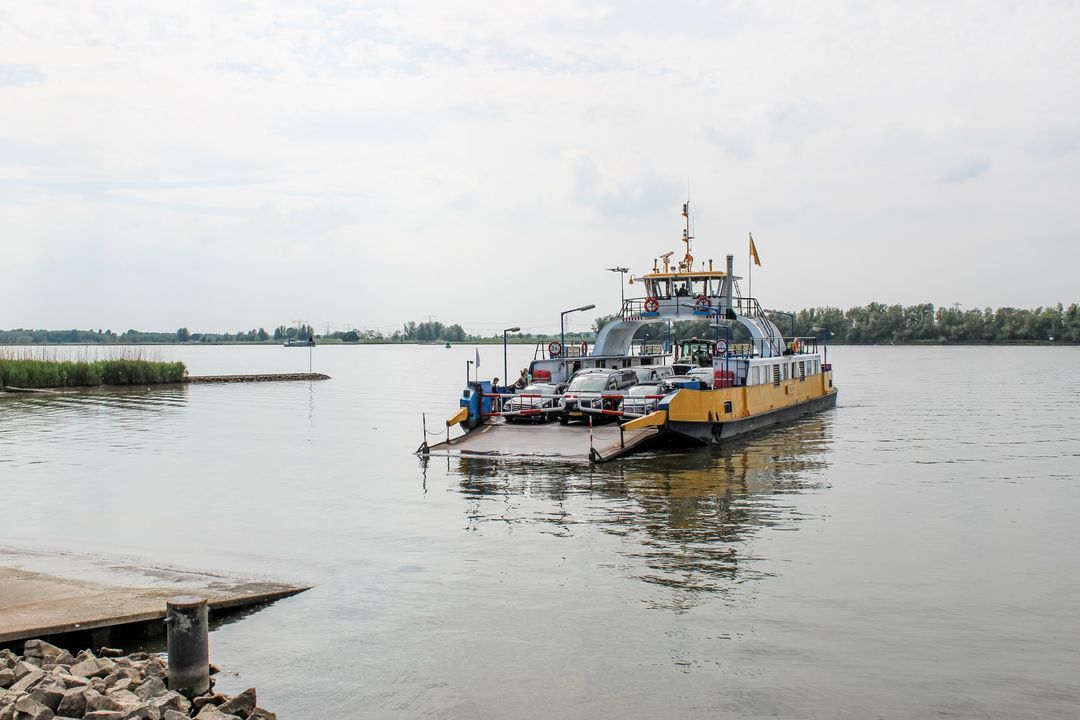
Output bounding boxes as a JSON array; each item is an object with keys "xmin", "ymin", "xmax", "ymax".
[{"xmin": 432, "ymin": 414, "xmax": 832, "ymax": 609}]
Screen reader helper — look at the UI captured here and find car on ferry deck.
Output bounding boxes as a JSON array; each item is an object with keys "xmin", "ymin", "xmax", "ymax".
[
  {"xmin": 632, "ymin": 365, "xmax": 675, "ymax": 384},
  {"xmin": 618, "ymin": 382, "xmax": 667, "ymax": 417},
  {"xmin": 501, "ymin": 382, "xmax": 567, "ymax": 423},
  {"xmin": 559, "ymin": 368, "xmax": 638, "ymax": 425}
]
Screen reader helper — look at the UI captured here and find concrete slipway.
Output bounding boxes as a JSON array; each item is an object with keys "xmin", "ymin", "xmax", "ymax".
[{"xmin": 0, "ymin": 548, "xmax": 307, "ymax": 646}]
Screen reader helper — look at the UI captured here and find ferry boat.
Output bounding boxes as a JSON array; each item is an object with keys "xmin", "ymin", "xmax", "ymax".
[{"xmin": 421, "ymin": 205, "xmax": 837, "ymax": 462}]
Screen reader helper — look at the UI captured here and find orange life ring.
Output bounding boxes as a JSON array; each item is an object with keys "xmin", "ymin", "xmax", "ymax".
[
  {"xmin": 792, "ymin": 338, "xmax": 801, "ymax": 353},
  {"xmin": 644, "ymin": 297, "xmax": 660, "ymax": 313},
  {"xmin": 580, "ymin": 341, "xmax": 588, "ymax": 356},
  {"xmin": 548, "ymin": 341, "xmax": 563, "ymax": 357}
]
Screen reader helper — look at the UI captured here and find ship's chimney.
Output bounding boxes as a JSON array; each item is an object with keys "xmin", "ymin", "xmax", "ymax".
[{"xmin": 725, "ymin": 254, "xmax": 734, "ymax": 312}]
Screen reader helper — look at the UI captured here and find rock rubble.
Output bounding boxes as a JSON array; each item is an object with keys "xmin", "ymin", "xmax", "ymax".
[
  {"xmin": 0, "ymin": 640, "xmax": 276, "ymax": 720},
  {"xmin": 185, "ymin": 374, "xmax": 329, "ymax": 384}
]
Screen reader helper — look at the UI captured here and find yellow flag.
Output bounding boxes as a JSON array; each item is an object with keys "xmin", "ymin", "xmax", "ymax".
[{"xmin": 749, "ymin": 234, "xmax": 761, "ymax": 267}]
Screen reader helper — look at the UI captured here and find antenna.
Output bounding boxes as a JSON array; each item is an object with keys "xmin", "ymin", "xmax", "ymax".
[
  {"xmin": 680, "ymin": 199, "xmax": 694, "ymax": 271},
  {"xmin": 606, "ymin": 266, "xmax": 630, "ymax": 305}
]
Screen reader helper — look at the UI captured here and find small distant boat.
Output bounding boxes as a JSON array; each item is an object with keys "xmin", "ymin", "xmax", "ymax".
[
  {"xmin": 445, "ymin": 342, "xmax": 452, "ymax": 348},
  {"xmin": 284, "ymin": 337, "xmax": 315, "ymax": 347}
]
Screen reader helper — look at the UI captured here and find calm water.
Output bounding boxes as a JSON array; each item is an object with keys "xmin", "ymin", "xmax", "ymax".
[{"xmin": 2, "ymin": 344, "xmax": 1079, "ymax": 718}]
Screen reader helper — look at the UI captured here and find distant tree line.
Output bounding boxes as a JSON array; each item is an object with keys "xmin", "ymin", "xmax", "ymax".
[
  {"xmin": 0, "ymin": 327, "xmax": 274, "ymax": 345},
  {"xmin": 0, "ymin": 321, "xmax": 484, "ymax": 345},
  {"xmin": 785, "ymin": 303, "xmax": 1078, "ymax": 344},
  {"xmin": 7, "ymin": 303, "xmax": 1074, "ymax": 346},
  {"xmin": 272, "ymin": 324, "xmax": 314, "ymax": 341},
  {"xmin": 594, "ymin": 302, "xmax": 1080, "ymax": 344}
]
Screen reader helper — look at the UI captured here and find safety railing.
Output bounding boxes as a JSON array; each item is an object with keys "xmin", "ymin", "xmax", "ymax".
[
  {"xmin": 621, "ymin": 296, "xmax": 720, "ymax": 320},
  {"xmin": 577, "ymin": 393, "xmax": 630, "ymax": 418},
  {"xmin": 532, "ymin": 340, "xmax": 594, "ymax": 361},
  {"xmin": 481, "ymin": 392, "xmax": 564, "ymax": 418},
  {"xmin": 604, "ymin": 395, "xmax": 666, "ymax": 419},
  {"xmin": 726, "ymin": 336, "xmax": 820, "ymax": 357}
]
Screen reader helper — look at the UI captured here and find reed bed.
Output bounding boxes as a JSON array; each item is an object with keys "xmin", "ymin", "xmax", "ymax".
[{"xmin": 0, "ymin": 347, "xmax": 186, "ymax": 389}]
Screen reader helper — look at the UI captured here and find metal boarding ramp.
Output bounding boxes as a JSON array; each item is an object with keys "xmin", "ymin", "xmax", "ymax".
[{"xmin": 422, "ymin": 421, "xmax": 662, "ymax": 462}]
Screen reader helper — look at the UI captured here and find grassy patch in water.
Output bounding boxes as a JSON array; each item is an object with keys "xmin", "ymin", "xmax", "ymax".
[{"xmin": 0, "ymin": 350, "xmax": 187, "ymax": 389}]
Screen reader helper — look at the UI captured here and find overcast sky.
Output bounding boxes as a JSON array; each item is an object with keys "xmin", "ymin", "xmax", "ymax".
[{"xmin": 2, "ymin": 1, "xmax": 1077, "ymax": 336}]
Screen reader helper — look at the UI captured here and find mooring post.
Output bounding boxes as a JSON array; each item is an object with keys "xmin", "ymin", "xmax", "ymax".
[
  {"xmin": 165, "ymin": 595, "xmax": 210, "ymax": 698},
  {"xmin": 589, "ymin": 415, "xmax": 595, "ymax": 461}
]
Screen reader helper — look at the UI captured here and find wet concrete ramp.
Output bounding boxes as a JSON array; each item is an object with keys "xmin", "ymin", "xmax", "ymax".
[
  {"xmin": 0, "ymin": 549, "xmax": 308, "ymax": 644},
  {"xmin": 424, "ymin": 421, "xmax": 660, "ymax": 461}
]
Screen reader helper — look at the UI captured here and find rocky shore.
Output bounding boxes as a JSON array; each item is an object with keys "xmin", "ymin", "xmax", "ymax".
[{"xmin": 0, "ymin": 640, "xmax": 275, "ymax": 720}]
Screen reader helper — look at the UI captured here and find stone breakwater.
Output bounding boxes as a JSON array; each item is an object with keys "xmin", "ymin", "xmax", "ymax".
[
  {"xmin": 0, "ymin": 640, "xmax": 275, "ymax": 720},
  {"xmin": 185, "ymin": 374, "xmax": 329, "ymax": 383}
]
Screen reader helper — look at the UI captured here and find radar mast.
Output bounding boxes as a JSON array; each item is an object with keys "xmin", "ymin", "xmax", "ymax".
[{"xmin": 680, "ymin": 201, "xmax": 694, "ymax": 271}]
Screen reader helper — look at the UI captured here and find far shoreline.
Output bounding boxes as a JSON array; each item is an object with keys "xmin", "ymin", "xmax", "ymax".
[{"xmin": 1, "ymin": 340, "xmax": 1076, "ymax": 348}]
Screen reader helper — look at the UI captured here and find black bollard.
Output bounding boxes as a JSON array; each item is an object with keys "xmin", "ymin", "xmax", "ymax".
[{"xmin": 165, "ymin": 595, "xmax": 210, "ymax": 697}]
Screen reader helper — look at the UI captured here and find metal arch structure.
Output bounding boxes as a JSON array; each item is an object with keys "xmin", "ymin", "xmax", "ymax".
[
  {"xmin": 592, "ymin": 312, "xmax": 785, "ymax": 358},
  {"xmin": 594, "ymin": 253, "xmax": 785, "ymax": 357}
]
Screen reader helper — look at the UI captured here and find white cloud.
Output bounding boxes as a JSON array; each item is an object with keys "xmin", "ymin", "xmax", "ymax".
[
  {"xmin": 0, "ymin": 63, "xmax": 45, "ymax": 85},
  {"xmin": 1, "ymin": 0, "xmax": 1078, "ymax": 334},
  {"xmin": 940, "ymin": 157, "xmax": 993, "ymax": 184}
]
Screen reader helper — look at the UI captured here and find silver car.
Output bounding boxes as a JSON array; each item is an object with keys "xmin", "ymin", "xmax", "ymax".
[
  {"xmin": 501, "ymin": 383, "xmax": 566, "ymax": 423},
  {"xmin": 561, "ymin": 369, "xmax": 638, "ymax": 425}
]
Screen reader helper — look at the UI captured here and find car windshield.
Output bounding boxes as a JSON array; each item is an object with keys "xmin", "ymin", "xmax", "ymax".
[
  {"xmin": 629, "ymin": 385, "xmax": 659, "ymax": 396},
  {"xmin": 632, "ymin": 368, "xmax": 655, "ymax": 381},
  {"xmin": 567, "ymin": 375, "xmax": 609, "ymax": 392},
  {"xmin": 521, "ymin": 384, "xmax": 552, "ymax": 394}
]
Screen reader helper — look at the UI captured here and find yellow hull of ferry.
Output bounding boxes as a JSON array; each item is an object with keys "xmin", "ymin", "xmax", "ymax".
[
  {"xmin": 666, "ymin": 371, "xmax": 835, "ymax": 423},
  {"xmin": 622, "ymin": 370, "xmax": 837, "ymax": 446}
]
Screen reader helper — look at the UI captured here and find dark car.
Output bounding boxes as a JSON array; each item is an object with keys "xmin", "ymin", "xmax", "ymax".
[
  {"xmin": 501, "ymin": 382, "xmax": 567, "ymax": 423},
  {"xmin": 631, "ymin": 365, "xmax": 675, "ymax": 384},
  {"xmin": 559, "ymin": 368, "xmax": 638, "ymax": 424},
  {"xmin": 618, "ymin": 383, "xmax": 669, "ymax": 417}
]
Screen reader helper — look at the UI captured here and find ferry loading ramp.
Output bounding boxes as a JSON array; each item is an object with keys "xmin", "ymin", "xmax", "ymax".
[{"xmin": 423, "ymin": 420, "xmax": 660, "ymax": 462}]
